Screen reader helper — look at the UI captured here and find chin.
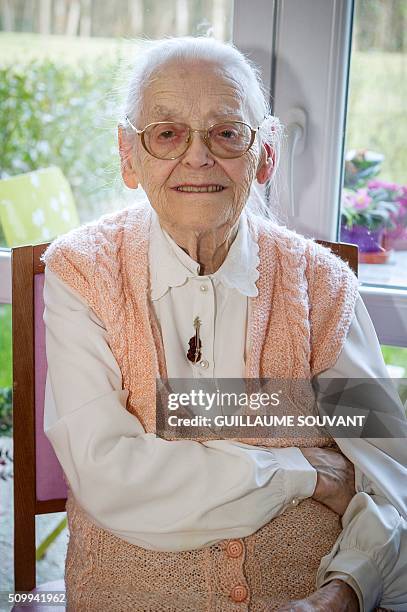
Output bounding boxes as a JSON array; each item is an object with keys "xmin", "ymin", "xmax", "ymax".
[{"xmin": 170, "ymin": 199, "xmax": 230, "ymax": 229}]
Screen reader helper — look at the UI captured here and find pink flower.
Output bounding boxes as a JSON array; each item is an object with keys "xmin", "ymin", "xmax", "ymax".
[
  {"xmin": 343, "ymin": 192, "xmax": 357, "ymax": 209},
  {"xmin": 368, "ymin": 179, "xmax": 399, "ymax": 191},
  {"xmin": 396, "ymin": 186, "xmax": 407, "ymax": 207},
  {"xmin": 353, "ymin": 189, "xmax": 372, "ymax": 210}
]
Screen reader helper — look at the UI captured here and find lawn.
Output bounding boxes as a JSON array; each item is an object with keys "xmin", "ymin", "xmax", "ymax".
[
  {"xmin": 346, "ymin": 51, "xmax": 406, "ymax": 184},
  {"xmin": 0, "ymin": 31, "xmax": 130, "ymax": 64},
  {"xmin": 0, "ymin": 305, "xmax": 12, "ymax": 388}
]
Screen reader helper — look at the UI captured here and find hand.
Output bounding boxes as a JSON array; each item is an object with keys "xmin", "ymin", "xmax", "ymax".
[
  {"xmin": 300, "ymin": 447, "xmax": 355, "ymax": 516},
  {"xmin": 275, "ymin": 579, "xmax": 359, "ymax": 611}
]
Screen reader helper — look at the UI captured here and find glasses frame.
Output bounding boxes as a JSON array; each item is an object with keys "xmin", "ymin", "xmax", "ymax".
[{"xmin": 125, "ymin": 115, "xmax": 263, "ymax": 160}]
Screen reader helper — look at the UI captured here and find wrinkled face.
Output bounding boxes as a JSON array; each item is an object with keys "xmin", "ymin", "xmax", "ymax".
[{"xmin": 121, "ymin": 59, "xmax": 269, "ymax": 233}]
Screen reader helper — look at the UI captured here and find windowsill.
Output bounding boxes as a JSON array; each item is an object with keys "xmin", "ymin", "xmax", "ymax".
[
  {"xmin": 359, "ymin": 250, "xmax": 407, "ymax": 289},
  {"xmin": 359, "ymin": 284, "xmax": 407, "ymax": 347}
]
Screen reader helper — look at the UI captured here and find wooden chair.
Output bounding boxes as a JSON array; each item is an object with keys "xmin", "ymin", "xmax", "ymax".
[
  {"xmin": 10, "ymin": 236, "xmax": 357, "ymax": 599},
  {"xmin": 315, "ymin": 240, "xmax": 359, "ymax": 277},
  {"xmin": 12, "ymin": 241, "xmax": 67, "ymax": 597}
]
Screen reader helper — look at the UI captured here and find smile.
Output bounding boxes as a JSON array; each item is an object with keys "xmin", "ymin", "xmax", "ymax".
[{"xmin": 174, "ymin": 185, "xmax": 225, "ymax": 193}]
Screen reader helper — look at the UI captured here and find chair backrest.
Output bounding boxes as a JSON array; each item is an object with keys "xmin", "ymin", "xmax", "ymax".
[
  {"xmin": 315, "ymin": 239, "xmax": 359, "ymax": 277},
  {"xmin": 12, "ymin": 242, "xmax": 67, "ymax": 593},
  {"xmin": 0, "ymin": 167, "xmax": 80, "ymax": 247}
]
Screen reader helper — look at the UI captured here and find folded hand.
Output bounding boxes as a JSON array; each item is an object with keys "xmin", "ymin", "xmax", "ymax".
[
  {"xmin": 300, "ymin": 447, "xmax": 355, "ymax": 516},
  {"xmin": 275, "ymin": 579, "xmax": 359, "ymax": 611}
]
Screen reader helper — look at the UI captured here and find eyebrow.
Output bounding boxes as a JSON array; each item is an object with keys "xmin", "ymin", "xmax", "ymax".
[{"xmin": 150, "ymin": 105, "xmax": 244, "ymax": 123}]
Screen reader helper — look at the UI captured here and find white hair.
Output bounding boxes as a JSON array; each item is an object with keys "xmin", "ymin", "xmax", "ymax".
[{"xmin": 119, "ymin": 37, "xmax": 284, "ymax": 220}]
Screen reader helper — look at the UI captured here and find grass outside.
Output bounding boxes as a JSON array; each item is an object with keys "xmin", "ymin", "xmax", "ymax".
[
  {"xmin": 346, "ymin": 51, "xmax": 406, "ymax": 184},
  {"xmin": 0, "ymin": 31, "xmax": 131, "ymax": 65},
  {"xmin": 381, "ymin": 345, "xmax": 407, "ymax": 372},
  {"xmin": 0, "ymin": 305, "xmax": 12, "ymax": 388}
]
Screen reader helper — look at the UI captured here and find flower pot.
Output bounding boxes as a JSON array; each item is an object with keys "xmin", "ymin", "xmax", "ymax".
[
  {"xmin": 340, "ymin": 224, "xmax": 384, "ymax": 253},
  {"xmin": 383, "ymin": 227, "xmax": 407, "ymax": 251}
]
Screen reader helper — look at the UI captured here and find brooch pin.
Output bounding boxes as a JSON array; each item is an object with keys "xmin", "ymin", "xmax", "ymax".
[{"xmin": 187, "ymin": 316, "xmax": 202, "ymax": 363}]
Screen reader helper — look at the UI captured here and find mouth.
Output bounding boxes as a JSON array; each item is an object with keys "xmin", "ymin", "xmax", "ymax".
[{"xmin": 172, "ymin": 184, "xmax": 226, "ymax": 193}]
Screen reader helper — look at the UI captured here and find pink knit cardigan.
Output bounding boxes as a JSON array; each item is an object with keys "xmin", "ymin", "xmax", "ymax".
[{"xmin": 42, "ymin": 202, "xmax": 360, "ymax": 611}]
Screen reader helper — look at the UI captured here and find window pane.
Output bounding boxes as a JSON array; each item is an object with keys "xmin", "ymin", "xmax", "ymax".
[
  {"xmin": 0, "ymin": 0, "xmax": 234, "ymax": 248},
  {"xmin": 340, "ymin": 0, "xmax": 406, "ymax": 290},
  {"xmin": 381, "ymin": 345, "xmax": 407, "ymax": 410}
]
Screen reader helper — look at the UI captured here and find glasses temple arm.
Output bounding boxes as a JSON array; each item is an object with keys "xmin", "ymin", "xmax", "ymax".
[{"xmin": 125, "ymin": 115, "xmax": 142, "ymax": 134}]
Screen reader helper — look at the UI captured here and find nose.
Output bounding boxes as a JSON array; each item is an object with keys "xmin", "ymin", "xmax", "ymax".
[{"xmin": 181, "ymin": 130, "xmax": 215, "ymax": 169}]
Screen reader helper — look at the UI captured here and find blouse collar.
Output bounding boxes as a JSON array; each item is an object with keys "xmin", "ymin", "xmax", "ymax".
[{"xmin": 148, "ymin": 208, "xmax": 260, "ymax": 300}]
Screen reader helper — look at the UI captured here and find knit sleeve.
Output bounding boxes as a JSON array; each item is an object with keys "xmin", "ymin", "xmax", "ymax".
[{"xmin": 306, "ymin": 241, "xmax": 360, "ymax": 377}]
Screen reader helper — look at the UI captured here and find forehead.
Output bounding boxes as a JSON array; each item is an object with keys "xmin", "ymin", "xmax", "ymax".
[{"xmin": 140, "ymin": 60, "xmax": 247, "ymax": 123}]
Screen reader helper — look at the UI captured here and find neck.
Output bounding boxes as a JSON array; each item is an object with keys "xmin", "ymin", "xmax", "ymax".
[{"xmin": 160, "ymin": 220, "xmax": 239, "ymax": 275}]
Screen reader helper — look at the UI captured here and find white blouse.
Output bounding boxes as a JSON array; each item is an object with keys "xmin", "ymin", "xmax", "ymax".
[{"xmin": 43, "ymin": 209, "xmax": 407, "ymax": 611}]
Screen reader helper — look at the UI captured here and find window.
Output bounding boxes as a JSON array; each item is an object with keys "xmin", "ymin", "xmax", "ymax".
[
  {"xmin": 254, "ymin": 0, "xmax": 407, "ymax": 346},
  {"xmin": 340, "ymin": 0, "xmax": 406, "ymax": 291}
]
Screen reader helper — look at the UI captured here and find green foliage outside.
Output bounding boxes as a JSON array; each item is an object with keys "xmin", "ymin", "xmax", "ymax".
[{"xmin": 0, "ymin": 45, "xmax": 125, "ymax": 232}]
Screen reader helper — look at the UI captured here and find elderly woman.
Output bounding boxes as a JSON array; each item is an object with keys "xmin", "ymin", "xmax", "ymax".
[{"xmin": 42, "ymin": 38, "xmax": 406, "ymax": 611}]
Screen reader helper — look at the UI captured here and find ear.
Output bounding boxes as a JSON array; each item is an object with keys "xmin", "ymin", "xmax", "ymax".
[
  {"xmin": 256, "ymin": 143, "xmax": 275, "ymax": 185},
  {"xmin": 118, "ymin": 125, "xmax": 139, "ymax": 189}
]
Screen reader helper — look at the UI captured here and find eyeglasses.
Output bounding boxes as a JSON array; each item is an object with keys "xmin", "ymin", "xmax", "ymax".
[{"xmin": 125, "ymin": 116, "xmax": 262, "ymax": 160}]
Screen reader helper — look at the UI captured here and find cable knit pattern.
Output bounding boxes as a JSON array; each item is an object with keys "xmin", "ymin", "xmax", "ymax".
[{"xmin": 41, "ymin": 202, "xmax": 361, "ymax": 611}]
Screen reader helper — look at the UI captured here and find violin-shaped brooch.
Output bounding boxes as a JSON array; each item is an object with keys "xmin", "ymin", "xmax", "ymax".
[{"xmin": 187, "ymin": 316, "xmax": 202, "ymax": 363}]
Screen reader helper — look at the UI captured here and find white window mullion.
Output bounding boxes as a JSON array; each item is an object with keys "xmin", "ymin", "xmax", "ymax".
[
  {"xmin": 0, "ymin": 250, "xmax": 12, "ymax": 305},
  {"xmin": 232, "ymin": 0, "xmax": 276, "ymax": 95},
  {"xmin": 272, "ymin": 0, "xmax": 353, "ymax": 240}
]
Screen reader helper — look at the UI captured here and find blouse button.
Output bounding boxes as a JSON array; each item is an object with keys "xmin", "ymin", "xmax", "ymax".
[
  {"xmin": 199, "ymin": 359, "xmax": 209, "ymax": 369},
  {"xmin": 226, "ymin": 540, "xmax": 244, "ymax": 559},
  {"xmin": 291, "ymin": 497, "xmax": 300, "ymax": 506},
  {"xmin": 230, "ymin": 585, "xmax": 248, "ymax": 603},
  {"xmin": 200, "ymin": 284, "xmax": 209, "ymax": 292}
]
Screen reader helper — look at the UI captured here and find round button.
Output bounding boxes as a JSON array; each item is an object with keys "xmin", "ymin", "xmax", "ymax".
[
  {"xmin": 226, "ymin": 540, "xmax": 244, "ymax": 559},
  {"xmin": 200, "ymin": 284, "xmax": 209, "ymax": 292},
  {"xmin": 230, "ymin": 585, "xmax": 248, "ymax": 603},
  {"xmin": 199, "ymin": 359, "xmax": 209, "ymax": 369},
  {"xmin": 291, "ymin": 497, "xmax": 300, "ymax": 506}
]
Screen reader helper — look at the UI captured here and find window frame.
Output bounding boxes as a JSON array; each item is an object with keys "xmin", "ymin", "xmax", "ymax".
[{"xmin": 0, "ymin": 249, "xmax": 11, "ymax": 304}]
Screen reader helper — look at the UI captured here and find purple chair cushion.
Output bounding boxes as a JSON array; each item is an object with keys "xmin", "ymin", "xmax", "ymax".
[{"xmin": 34, "ymin": 273, "xmax": 67, "ymax": 501}]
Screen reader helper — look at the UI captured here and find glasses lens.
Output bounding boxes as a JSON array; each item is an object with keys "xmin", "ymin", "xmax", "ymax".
[
  {"xmin": 208, "ymin": 122, "xmax": 253, "ymax": 157},
  {"xmin": 144, "ymin": 122, "xmax": 190, "ymax": 159}
]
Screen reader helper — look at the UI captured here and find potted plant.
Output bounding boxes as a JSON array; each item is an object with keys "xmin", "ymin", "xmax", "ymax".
[
  {"xmin": 340, "ymin": 186, "xmax": 398, "ymax": 262},
  {"xmin": 341, "ymin": 149, "xmax": 407, "ymax": 262},
  {"xmin": 344, "ymin": 149, "xmax": 384, "ymax": 190},
  {"xmin": 367, "ymin": 180, "xmax": 407, "ymax": 251}
]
